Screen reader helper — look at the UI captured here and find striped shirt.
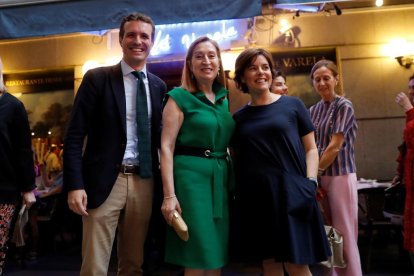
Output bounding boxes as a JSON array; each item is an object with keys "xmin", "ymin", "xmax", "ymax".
[{"xmin": 309, "ymin": 96, "xmax": 358, "ymax": 176}]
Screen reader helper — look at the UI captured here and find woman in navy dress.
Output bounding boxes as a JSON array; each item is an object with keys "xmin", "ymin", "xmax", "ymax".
[{"xmin": 231, "ymin": 48, "xmax": 330, "ymax": 276}]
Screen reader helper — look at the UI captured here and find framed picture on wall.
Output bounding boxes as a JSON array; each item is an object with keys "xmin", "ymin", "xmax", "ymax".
[{"xmin": 4, "ymin": 68, "xmax": 74, "ymax": 141}]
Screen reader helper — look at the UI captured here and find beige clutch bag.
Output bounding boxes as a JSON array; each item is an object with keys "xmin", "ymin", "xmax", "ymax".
[{"xmin": 171, "ymin": 210, "xmax": 189, "ymax": 241}]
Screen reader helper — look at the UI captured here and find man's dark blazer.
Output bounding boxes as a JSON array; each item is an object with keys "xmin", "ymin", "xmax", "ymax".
[{"xmin": 63, "ymin": 63, "xmax": 167, "ymax": 209}]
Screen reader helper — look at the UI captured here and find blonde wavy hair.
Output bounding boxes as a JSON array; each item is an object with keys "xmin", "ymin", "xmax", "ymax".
[{"xmin": 181, "ymin": 36, "xmax": 226, "ymax": 92}]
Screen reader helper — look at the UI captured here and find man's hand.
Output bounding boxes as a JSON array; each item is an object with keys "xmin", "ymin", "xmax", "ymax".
[
  {"xmin": 68, "ymin": 189, "xmax": 89, "ymax": 216},
  {"xmin": 391, "ymin": 174, "xmax": 401, "ymax": 186}
]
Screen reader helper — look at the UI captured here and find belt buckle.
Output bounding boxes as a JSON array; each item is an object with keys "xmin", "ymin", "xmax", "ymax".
[{"xmin": 122, "ymin": 164, "xmax": 135, "ymax": 175}]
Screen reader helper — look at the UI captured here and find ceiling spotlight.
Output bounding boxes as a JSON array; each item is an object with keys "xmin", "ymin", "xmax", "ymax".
[{"xmin": 333, "ymin": 3, "xmax": 342, "ymax": 15}]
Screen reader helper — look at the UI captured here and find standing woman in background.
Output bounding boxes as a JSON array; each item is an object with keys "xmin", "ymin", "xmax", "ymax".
[
  {"xmin": 0, "ymin": 57, "xmax": 36, "ymax": 275},
  {"xmin": 394, "ymin": 74, "xmax": 414, "ymax": 261},
  {"xmin": 160, "ymin": 36, "xmax": 234, "ymax": 276},
  {"xmin": 309, "ymin": 59, "xmax": 362, "ymax": 276}
]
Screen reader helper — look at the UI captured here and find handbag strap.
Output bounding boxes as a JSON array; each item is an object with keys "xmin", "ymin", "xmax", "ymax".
[{"xmin": 330, "ymin": 96, "xmax": 341, "ymax": 136}]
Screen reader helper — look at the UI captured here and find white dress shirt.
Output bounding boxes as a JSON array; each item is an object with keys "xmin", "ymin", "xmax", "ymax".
[{"xmin": 120, "ymin": 60, "xmax": 152, "ymax": 165}]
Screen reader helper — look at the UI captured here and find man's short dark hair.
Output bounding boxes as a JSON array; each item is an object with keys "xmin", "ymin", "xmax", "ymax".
[{"xmin": 119, "ymin": 12, "xmax": 155, "ymax": 41}]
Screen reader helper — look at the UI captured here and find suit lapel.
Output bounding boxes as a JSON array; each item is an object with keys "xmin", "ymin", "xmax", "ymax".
[{"xmin": 110, "ymin": 63, "xmax": 127, "ymax": 135}]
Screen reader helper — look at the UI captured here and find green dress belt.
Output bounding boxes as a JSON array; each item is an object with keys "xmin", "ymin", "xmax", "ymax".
[{"xmin": 174, "ymin": 145, "xmax": 233, "ymax": 218}]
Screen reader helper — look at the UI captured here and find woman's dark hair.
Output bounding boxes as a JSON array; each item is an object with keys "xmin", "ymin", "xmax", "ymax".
[
  {"xmin": 234, "ymin": 48, "xmax": 276, "ymax": 94},
  {"xmin": 274, "ymin": 70, "xmax": 287, "ymax": 81}
]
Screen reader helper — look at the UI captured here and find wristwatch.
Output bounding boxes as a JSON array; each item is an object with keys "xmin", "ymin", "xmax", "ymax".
[{"xmin": 307, "ymin": 177, "xmax": 319, "ymax": 187}]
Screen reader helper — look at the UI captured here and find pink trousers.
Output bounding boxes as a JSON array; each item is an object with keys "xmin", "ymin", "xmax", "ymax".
[{"xmin": 320, "ymin": 173, "xmax": 362, "ymax": 276}]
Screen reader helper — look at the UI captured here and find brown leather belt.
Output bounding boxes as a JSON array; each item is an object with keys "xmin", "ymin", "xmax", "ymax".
[{"xmin": 120, "ymin": 164, "xmax": 140, "ymax": 175}]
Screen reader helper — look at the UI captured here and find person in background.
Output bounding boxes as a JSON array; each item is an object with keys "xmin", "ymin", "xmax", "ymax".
[
  {"xmin": 58, "ymin": 144, "xmax": 64, "ymax": 168},
  {"xmin": 44, "ymin": 144, "xmax": 61, "ymax": 179},
  {"xmin": 231, "ymin": 48, "xmax": 330, "ymax": 276},
  {"xmin": 26, "ymin": 161, "xmax": 64, "ymax": 261},
  {"xmin": 270, "ymin": 70, "xmax": 288, "ymax": 95},
  {"xmin": 160, "ymin": 36, "xmax": 234, "ymax": 276},
  {"xmin": 63, "ymin": 12, "xmax": 167, "ymax": 276},
  {"xmin": 309, "ymin": 59, "xmax": 361, "ymax": 276},
  {"xmin": 0, "ymin": 56, "xmax": 36, "ymax": 275},
  {"xmin": 394, "ymin": 74, "xmax": 414, "ymax": 261}
]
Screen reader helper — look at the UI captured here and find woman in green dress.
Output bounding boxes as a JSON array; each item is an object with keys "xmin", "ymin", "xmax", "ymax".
[{"xmin": 160, "ymin": 36, "xmax": 235, "ymax": 276}]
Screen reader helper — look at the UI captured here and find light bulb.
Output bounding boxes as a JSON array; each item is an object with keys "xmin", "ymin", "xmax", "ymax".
[{"xmin": 375, "ymin": 0, "xmax": 383, "ymax": 7}]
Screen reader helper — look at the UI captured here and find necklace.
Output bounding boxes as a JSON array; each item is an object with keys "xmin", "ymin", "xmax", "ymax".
[{"xmin": 314, "ymin": 96, "xmax": 340, "ymax": 151}]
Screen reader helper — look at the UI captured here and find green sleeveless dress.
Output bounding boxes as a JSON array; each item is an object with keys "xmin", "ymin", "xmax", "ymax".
[{"xmin": 164, "ymin": 84, "xmax": 235, "ymax": 269}]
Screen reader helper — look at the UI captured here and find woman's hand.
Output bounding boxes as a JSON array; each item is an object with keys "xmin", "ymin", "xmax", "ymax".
[
  {"xmin": 161, "ymin": 196, "xmax": 181, "ymax": 225},
  {"xmin": 316, "ymin": 186, "xmax": 327, "ymax": 201},
  {"xmin": 396, "ymin": 92, "xmax": 413, "ymax": 111}
]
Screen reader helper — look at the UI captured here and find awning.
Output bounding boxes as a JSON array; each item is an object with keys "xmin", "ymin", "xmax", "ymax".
[{"xmin": 0, "ymin": 0, "xmax": 262, "ymax": 39}]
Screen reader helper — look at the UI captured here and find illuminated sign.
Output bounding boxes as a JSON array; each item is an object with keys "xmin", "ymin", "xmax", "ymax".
[
  {"xmin": 150, "ymin": 19, "xmax": 248, "ymax": 57},
  {"xmin": 4, "ymin": 68, "xmax": 74, "ymax": 93}
]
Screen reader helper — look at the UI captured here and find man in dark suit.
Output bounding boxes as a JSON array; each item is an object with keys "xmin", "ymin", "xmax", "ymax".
[{"xmin": 63, "ymin": 13, "xmax": 167, "ymax": 276}]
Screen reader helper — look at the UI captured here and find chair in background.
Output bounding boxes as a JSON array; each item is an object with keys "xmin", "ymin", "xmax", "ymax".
[{"xmin": 358, "ymin": 187, "xmax": 404, "ymax": 272}]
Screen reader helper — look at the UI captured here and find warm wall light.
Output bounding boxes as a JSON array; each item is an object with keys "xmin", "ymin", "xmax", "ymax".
[
  {"xmin": 82, "ymin": 60, "xmax": 100, "ymax": 75},
  {"xmin": 375, "ymin": 0, "xmax": 383, "ymax": 7},
  {"xmin": 278, "ymin": 19, "xmax": 292, "ymax": 35},
  {"xmin": 82, "ymin": 57, "xmax": 121, "ymax": 75},
  {"xmin": 221, "ymin": 51, "xmax": 241, "ymax": 79},
  {"xmin": 384, "ymin": 39, "xmax": 414, "ymax": 69}
]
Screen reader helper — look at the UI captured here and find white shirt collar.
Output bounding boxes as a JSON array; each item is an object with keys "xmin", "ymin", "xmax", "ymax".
[{"xmin": 120, "ymin": 60, "xmax": 148, "ymax": 79}]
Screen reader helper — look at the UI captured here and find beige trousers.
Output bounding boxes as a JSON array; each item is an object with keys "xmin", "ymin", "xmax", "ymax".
[{"xmin": 80, "ymin": 173, "xmax": 153, "ymax": 276}]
